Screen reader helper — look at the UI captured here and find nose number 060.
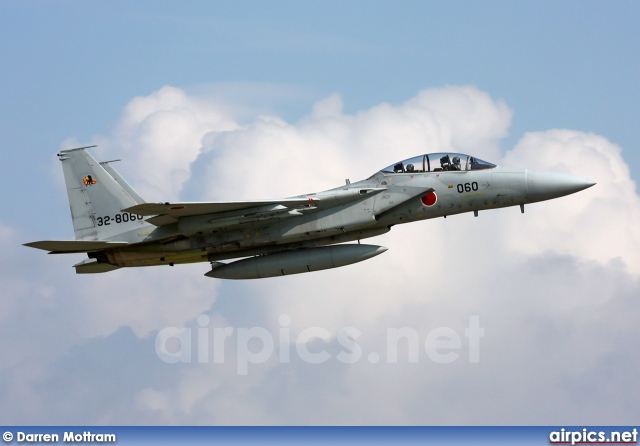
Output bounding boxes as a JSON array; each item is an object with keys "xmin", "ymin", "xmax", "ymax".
[{"xmin": 457, "ymin": 182, "xmax": 478, "ymax": 193}]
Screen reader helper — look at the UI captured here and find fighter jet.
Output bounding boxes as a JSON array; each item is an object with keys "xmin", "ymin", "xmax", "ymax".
[{"xmin": 25, "ymin": 146, "xmax": 595, "ymax": 279}]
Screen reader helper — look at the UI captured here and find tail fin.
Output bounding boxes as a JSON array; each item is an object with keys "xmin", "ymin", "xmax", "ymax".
[{"xmin": 58, "ymin": 146, "xmax": 149, "ymax": 241}]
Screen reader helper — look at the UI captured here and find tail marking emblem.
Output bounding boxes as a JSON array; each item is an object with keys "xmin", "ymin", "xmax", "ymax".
[{"xmin": 83, "ymin": 175, "xmax": 97, "ymax": 186}]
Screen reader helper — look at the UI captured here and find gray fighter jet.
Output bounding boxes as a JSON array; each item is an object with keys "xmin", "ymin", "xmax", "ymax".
[{"xmin": 25, "ymin": 146, "xmax": 595, "ymax": 279}]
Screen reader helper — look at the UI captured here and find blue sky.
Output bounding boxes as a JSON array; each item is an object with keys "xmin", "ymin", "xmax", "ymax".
[
  {"xmin": 3, "ymin": 1, "xmax": 639, "ymax": 162},
  {"xmin": 1, "ymin": 1, "xmax": 639, "ymax": 426}
]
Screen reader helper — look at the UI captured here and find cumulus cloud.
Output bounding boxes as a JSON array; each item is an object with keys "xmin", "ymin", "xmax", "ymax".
[
  {"xmin": 3, "ymin": 84, "xmax": 639, "ymax": 425},
  {"xmin": 83, "ymin": 85, "xmax": 239, "ymax": 201},
  {"xmin": 500, "ymin": 130, "xmax": 640, "ymax": 274},
  {"xmin": 186, "ymin": 85, "xmax": 510, "ymax": 203}
]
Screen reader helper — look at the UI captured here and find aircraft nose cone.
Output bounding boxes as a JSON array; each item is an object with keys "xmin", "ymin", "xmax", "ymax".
[{"xmin": 527, "ymin": 170, "xmax": 596, "ymax": 201}]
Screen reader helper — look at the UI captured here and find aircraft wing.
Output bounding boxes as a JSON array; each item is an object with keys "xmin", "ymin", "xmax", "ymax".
[
  {"xmin": 122, "ymin": 198, "xmax": 316, "ymax": 218},
  {"xmin": 123, "ymin": 199, "xmax": 318, "ymax": 226},
  {"xmin": 23, "ymin": 240, "xmax": 128, "ymax": 253},
  {"xmin": 123, "ymin": 189, "xmax": 387, "ymax": 227}
]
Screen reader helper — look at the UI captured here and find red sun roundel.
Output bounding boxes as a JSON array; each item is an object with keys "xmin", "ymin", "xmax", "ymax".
[{"xmin": 421, "ymin": 191, "xmax": 437, "ymax": 207}]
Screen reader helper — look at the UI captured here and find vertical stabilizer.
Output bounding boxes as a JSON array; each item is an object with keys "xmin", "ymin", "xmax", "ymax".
[
  {"xmin": 100, "ymin": 160, "xmax": 145, "ymax": 204},
  {"xmin": 58, "ymin": 146, "xmax": 150, "ymax": 241}
]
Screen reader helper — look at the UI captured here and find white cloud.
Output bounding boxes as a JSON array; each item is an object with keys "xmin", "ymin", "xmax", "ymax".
[
  {"xmin": 500, "ymin": 129, "xmax": 640, "ymax": 274},
  {"xmin": 4, "ymin": 84, "xmax": 639, "ymax": 425},
  {"xmin": 91, "ymin": 85, "xmax": 239, "ymax": 201},
  {"xmin": 189, "ymin": 85, "xmax": 511, "ymax": 202}
]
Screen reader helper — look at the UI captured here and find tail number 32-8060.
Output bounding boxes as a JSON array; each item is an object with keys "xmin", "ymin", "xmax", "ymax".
[{"xmin": 96, "ymin": 213, "xmax": 145, "ymax": 226}]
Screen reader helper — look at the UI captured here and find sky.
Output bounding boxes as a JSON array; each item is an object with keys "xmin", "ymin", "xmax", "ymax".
[{"xmin": 1, "ymin": 1, "xmax": 639, "ymax": 425}]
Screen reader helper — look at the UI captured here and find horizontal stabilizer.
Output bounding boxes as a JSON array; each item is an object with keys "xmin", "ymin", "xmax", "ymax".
[
  {"xmin": 24, "ymin": 240, "xmax": 128, "ymax": 253},
  {"xmin": 73, "ymin": 258, "xmax": 121, "ymax": 274}
]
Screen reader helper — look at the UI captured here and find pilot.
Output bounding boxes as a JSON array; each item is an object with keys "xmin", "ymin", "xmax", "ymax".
[
  {"xmin": 440, "ymin": 155, "xmax": 451, "ymax": 171},
  {"xmin": 393, "ymin": 162, "xmax": 405, "ymax": 173},
  {"xmin": 451, "ymin": 156, "xmax": 461, "ymax": 171}
]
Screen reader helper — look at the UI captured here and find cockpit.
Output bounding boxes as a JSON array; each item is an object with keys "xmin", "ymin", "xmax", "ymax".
[{"xmin": 381, "ymin": 153, "xmax": 496, "ymax": 174}]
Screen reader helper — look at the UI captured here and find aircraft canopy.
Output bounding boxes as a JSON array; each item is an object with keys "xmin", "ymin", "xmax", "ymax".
[{"xmin": 381, "ymin": 153, "xmax": 496, "ymax": 174}]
